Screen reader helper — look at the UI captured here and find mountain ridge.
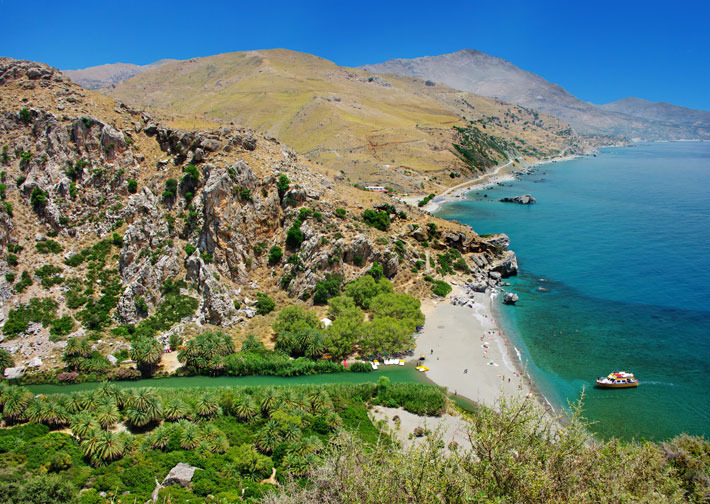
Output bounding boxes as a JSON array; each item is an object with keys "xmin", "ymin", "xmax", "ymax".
[
  {"xmin": 361, "ymin": 49, "xmax": 710, "ymax": 142},
  {"xmin": 102, "ymin": 49, "xmax": 588, "ymax": 195},
  {"xmin": 62, "ymin": 59, "xmax": 178, "ymax": 89}
]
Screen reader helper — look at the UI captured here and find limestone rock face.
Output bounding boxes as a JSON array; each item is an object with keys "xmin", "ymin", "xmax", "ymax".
[
  {"xmin": 162, "ymin": 463, "xmax": 200, "ymax": 487},
  {"xmin": 481, "ymin": 233, "xmax": 511, "ymax": 251}
]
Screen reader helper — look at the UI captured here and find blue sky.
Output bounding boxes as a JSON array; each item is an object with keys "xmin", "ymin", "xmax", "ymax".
[{"xmin": 1, "ymin": 0, "xmax": 708, "ymax": 110}]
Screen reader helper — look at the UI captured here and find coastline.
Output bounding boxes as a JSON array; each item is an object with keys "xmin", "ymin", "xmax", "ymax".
[
  {"xmin": 415, "ymin": 285, "xmax": 552, "ymax": 413},
  {"xmin": 404, "ymin": 153, "xmax": 587, "ymax": 214}
]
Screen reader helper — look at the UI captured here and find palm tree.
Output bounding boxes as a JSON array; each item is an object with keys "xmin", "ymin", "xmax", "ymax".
[
  {"xmin": 126, "ymin": 388, "xmax": 162, "ymax": 423},
  {"xmin": 63, "ymin": 338, "xmax": 93, "ymax": 370},
  {"xmin": 163, "ymin": 397, "xmax": 188, "ymax": 422},
  {"xmin": 41, "ymin": 397, "xmax": 70, "ymax": 427},
  {"xmin": 256, "ymin": 420, "xmax": 282, "ymax": 454},
  {"xmin": 233, "ymin": 396, "xmax": 258, "ymax": 421},
  {"xmin": 78, "ymin": 390, "xmax": 101, "ymax": 411},
  {"xmin": 178, "ymin": 420, "xmax": 200, "ymax": 450},
  {"xmin": 259, "ymin": 388, "xmax": 279, "ymax": 417},
  {"xmin": 148, "ymin": 424, "xmax": 173, "ymax": 450},
  {"xmin": 3, "ymin": 387, "xmax": 32, "ymax": 423},
  {"xmin": 95, "ymin": 402, "xmax": 120, "ymax": 430},
  {"xmin": 130, "ymin": 337, "xmax": 162, "ymax": 377},
  {"xmin": 201, "ymin": 424, "xmax": 230, "ymax": 454},
  {"xmin": 282, "ymin": 423, "xmax": 302, "ymax": 443},
  {"xmin": 308, "ymin": 389, "xmax": 331, "ymax": 415},
  {"xmin": 82, "ymin": 429, "xmax": 125, "ymax": 466},
  {"xmin": 325, "ymin": 411, "xmax": 343, "ymax": 430},
  {"xmin": 25, "ymin": 399, "xmax": 44, "ymax": 424},
  {"xmin": 194, "ymin": 393, "xmax": 218, "ymax": 418},
  {"xmin": 97, "ymin": 381, "xmax": 125, "ymax": 407},
  {"xmin": 125, "ymin": 407, "xmax": 153, "ymax": 429},
  {"xmin": 282, "ymin": 452, "xmax": 311, "ymax": 477},
  {"xmin": 71, "ymin": 411, "xmax": 99, "ymax": 440}
]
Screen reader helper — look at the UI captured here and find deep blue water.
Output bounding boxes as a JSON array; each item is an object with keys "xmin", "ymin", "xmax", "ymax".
[{"xmin": 437, "ymin": 142, "xmax": 710, "ymax": 440}]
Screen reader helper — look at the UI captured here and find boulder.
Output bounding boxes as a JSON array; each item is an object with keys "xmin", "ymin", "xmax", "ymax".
[
  {"xmin": 4, "ymin": 366, "xmax": 25, "ymax": 379},
  {"xmin": 500, "ymin": 194, "xmax": 536, "ymax": 205},
  {"xmin": 107, "ymin": 354, "xmax": 118, "ymax": 365},
  {"xmin": 27, "ymin": 357, "xmax": 42, "ymax": 368},
  {"xmin": 490, "ymin": 251, "xmax": 518, "ymax": 278},
  {"xmin": 162, "ymin": 463, "xmax": 200, "ymax": 487},
  {"xmin": 503, "ymin": 292, "xmax": 519, "ymax": 305}
]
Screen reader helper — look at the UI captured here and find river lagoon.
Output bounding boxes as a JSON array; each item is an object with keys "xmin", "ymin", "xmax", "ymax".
[{"xmin": 437, "ymin": 142, "xmax": 710, "ymax": 440}]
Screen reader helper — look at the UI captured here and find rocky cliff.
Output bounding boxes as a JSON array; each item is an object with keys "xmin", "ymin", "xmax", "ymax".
[{"xmin": 0, "ymin": 58, "xmax": 516, "ymax": 374}]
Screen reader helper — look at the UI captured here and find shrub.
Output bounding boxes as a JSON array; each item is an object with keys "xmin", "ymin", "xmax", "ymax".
[
  {"xmin": 30, "ymin": 187, "xmax": 48, "ymax": 210},
  {"xmin": 35, "ymin": 240, "xmax": 63, "ymax": 254},
  {"xmin": 5, "ymin": 272, "xmax": 15, "ymax": 283},
  {"xmin": 19, "ymin": 107, "xmax": 33, "ymax": 124},
  {"xmin": 162, "ymin": 178, "xmax": 178, "ymax": 202},
  {"xmin": 7, "ymin": 253, "xmax": 18, "ymax": 266},
  {"xmin": 13, "ymin": 271, "xmax": 32, "ymax": 293},
  {"xmin": 277, "ymin": 174, "xmax": 290, "ymax": 201},
  {"xmin": 431, "ymin": 280, "xmax": 452, "ymax": 297},
  {"xmin": 418, "ymin": 193, "xmax": 436, "ymax": 207},
  {"xmin": 255, "ymin": 293, "xmax": 275, "ymax": 315},
  {"xmin": 268, "ymin": 246, "xmax": 283, "ymax": 265},
  {"xmin": 362, "ymin": 209, "xmax": 390, "ymax": 231},
  {"xmin": 348, "ymin": 362, "xmax": 373, "ymax": 373},
  {"xmin": 127, "ymin": 179, "xmax": 137, "ymax": 193},
  {"xmin": 3, "ymin": 297, "xmax": 58, "ymax": 338},
  {"xmin": 335, "ymin": 208, "xmax": 346, "ymax": 219},
  {"xmin": 313, "ymin": 273, "xmax": 344, "ymax": 305},
  {"xmin": 286, "ymin": 220, "xmax": 305, "ymax": 249},
  {"xmin": 184, "ymin": 244, "xmax": 196, "ymax": 256},
  {"xmin": 35, "ymin": 264, "xmax": 64, "ymax": 288}
]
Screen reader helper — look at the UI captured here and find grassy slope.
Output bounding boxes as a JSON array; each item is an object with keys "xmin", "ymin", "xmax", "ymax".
[{"xmin": 108, "ymin": 49, "xmax": 586, "ymax": 193}]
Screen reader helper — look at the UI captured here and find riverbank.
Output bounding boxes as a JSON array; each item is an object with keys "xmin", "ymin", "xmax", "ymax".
[{"xmin": 415, "ymin": 286, "xmax": 543, "ymax": 411}]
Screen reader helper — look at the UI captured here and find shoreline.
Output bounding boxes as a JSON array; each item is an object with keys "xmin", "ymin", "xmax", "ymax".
[
  {"xmin": 415, "ymin": 285, "xmax": 555, "ymax": 414},
  {"xmin": 402, "ymin": 152, "xmax": 590, "ymax": 214}
]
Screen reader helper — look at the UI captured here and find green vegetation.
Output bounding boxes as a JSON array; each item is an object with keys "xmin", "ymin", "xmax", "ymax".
[
  {"xmin": 180, "ymin": 164, "xmax": 200, "ymax": 203},
  {"xmin": 3, "ymin": 298, "xmax": 58, "ymax": 338},
  {"xmin": 277, "ymin": 174, "xmax": 290, "ymax": 201},
  {"xmin": 12, "ymin": 271, "xmax": 32, "ymax": 293},
  {"xmin": 453, "ymin": 123, "xmax": 510, "ymax": 173},
  {"xmin": 417, "ymin": 193, "xmax": 436, "ymax": 207},
  {"xmin": 30, "ymin": 187, "xmax": 48, "ymax": 211},
  {"xmin": 362, "ymin": 209, "xmax": 390, "ymax": 231},
  {"xmin": 35, "ymin": 239, "xmax": 63, "ymax": 254},
  {"xmin": 34, "ymin": 264, "xmax": 64, "ymax": 288},
  {"xmin": 127, "ymin": 178, "xmax": 138, "ymax": 193},
  {"xmin": 18, "ymin": 107, "xmax": 32, "ymax": 124},
  {"xmin": 268, "ymin": 245, "xmax": 283, "ymax": 265},
  {"xmin": 335, "ymin": 207, "xmax": 346, "ymax": 219},
  {"xmin": 178, "ymin": 331, "xmax": 236, "ymax": 375},
  {"xmin": 0, "ymin": 381, "xmax": 449, "ymax": 503},
  {"xmin": 312, "ymin": 273, "xmax": 343, "ymax": 305},
  {"xmin": 430, "ymin": 279, "xmax": 452, "ymax": 297},
  {"xmin": 162, "ymin": 178, "xmax": 178, "ymax": 203},
  {"xmin": 255, "ymin": 293, "xmax": 275, "ymax": 315}
]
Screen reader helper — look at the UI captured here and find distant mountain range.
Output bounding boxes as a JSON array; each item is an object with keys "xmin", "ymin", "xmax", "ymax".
[
  {"xmin": 361, "ymin": 49, "xmax": 710, "ymax": 142},
  {"xmin": 62, "ymin": 59, "xmax": 177, "ymax": 89}
]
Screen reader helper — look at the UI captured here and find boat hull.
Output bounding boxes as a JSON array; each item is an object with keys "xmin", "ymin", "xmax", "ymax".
[{"xmin": 596, "ymin": 380, "xmax": 638, "ymax": 389}]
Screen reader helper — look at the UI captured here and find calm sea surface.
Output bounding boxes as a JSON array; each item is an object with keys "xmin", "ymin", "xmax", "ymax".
[{"xmin": 437, "ymin": 142, "xmax": 710, "ymax": 440}]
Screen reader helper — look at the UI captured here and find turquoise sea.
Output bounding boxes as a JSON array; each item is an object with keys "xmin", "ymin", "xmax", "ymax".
[{"xmin": 437, "ymin": 142, "xmax": 710, "ymax": 441}]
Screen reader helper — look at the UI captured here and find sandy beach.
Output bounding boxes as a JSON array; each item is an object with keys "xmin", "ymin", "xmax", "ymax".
[{"xmin": 414, "ymin": 287, "xmax": 536, "ymax": 410}]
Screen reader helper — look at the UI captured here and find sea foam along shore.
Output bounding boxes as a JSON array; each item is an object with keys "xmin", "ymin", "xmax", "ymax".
[{"xmin": 413, "ymin": 285, "xmax": 541, "ymax": 410}]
